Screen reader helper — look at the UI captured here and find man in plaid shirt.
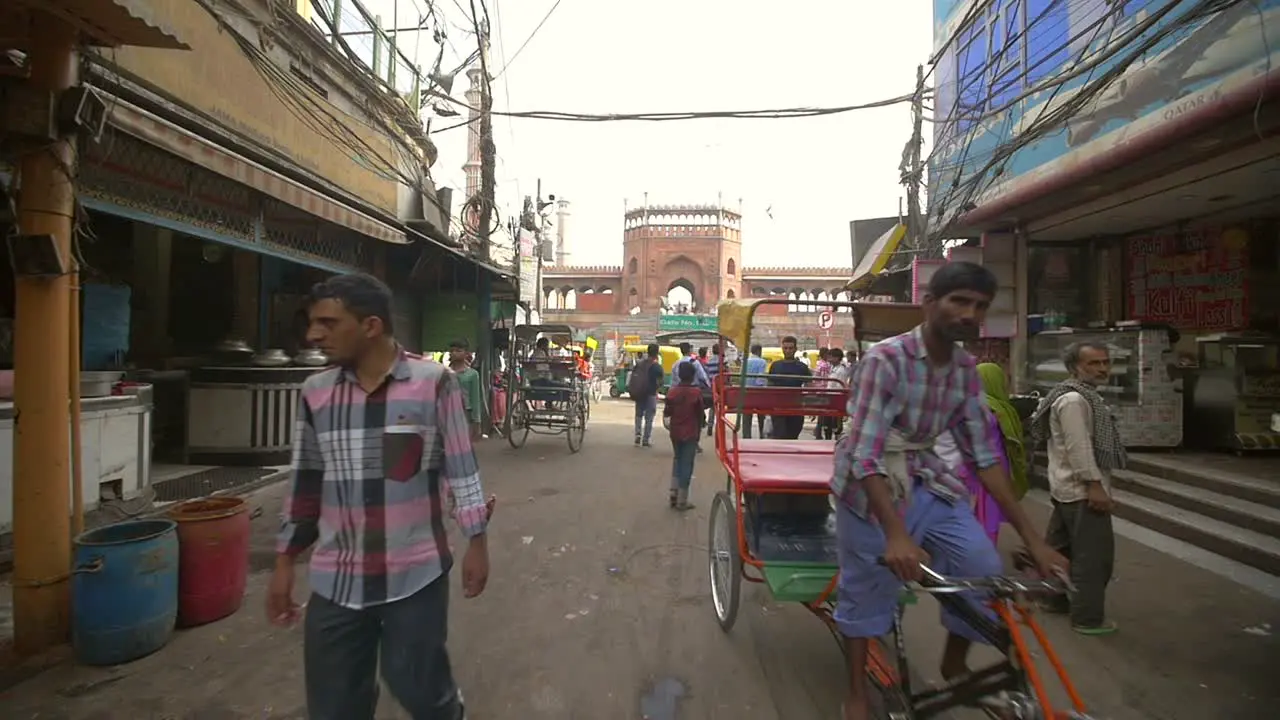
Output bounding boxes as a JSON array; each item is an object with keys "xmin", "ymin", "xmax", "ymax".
[
  {"xmin": 833, "ymin": 262, "xmax": 1067, "ymax": 720},
  {"xmin": 267, "ymin": 273, "xmax": 490, "ymax": 720}
]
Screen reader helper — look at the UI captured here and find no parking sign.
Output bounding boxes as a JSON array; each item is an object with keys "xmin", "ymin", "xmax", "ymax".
[{"xmin": 817, "ymin": 310, "xmax": 833, "ymax": 330}]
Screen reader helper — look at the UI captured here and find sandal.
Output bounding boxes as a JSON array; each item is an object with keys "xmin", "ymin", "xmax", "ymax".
[{"xmin": 1072, "ymin": 621, "xmax": 1118, "ymax": 636}]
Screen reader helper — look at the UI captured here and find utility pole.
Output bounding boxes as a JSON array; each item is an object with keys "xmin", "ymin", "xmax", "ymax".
[
  {"xmin": 902, "ymin": 63, "xmax": 927, "ymax": 251},
  {"xmin": 11, "ymin": 13, "xmax": 78, "ymax": 655},
  {"xmin": 474, "ymin": 23, "xmax": 497, "ymax": 264}
]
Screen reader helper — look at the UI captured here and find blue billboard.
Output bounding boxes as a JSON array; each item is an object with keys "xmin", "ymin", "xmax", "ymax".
[{"xmin": 929, "ymin": 0, "xmax": 1280, "ymax": 226}]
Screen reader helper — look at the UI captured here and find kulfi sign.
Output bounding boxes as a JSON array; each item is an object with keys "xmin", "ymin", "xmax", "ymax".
[{"xmin": 1125, "ymin": 229, "xmax": 1248, "ymax": 331}]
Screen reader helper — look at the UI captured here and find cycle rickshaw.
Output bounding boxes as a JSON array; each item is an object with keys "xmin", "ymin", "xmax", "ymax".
[
  {"xmin": 504, "ymin": 324, "xmax": 589, "ymax": 453},
  {"xmin": 709, "ymin": 297, "xmax": 1096, "ymax": 720}
]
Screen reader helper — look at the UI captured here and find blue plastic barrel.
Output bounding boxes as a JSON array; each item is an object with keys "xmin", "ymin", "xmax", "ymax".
[{"xmin": 72, "ymin": 519, "xmax": 179, "ymax": 666}]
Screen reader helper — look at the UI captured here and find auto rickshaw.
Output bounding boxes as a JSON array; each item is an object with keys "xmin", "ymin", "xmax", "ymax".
[
  {"xmin": 610, "ymin": 344, "xmax": 648, "ymax": 398},
  {"xmin": 611, "ymin": 343, "xmax": 681, "ymax": 397}
]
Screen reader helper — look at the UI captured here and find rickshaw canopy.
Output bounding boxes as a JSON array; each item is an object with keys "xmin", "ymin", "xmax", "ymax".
[
  {"xmin": 851, "ymin": 302, "xmax": 922, "ymax": 344},
  {"xmin": 717, "ymin": 298, "xmax": 922, "ymax": 351},
  {"xmin": 512, "ymin": 324, "xmax": 579, "ymax": 346}
]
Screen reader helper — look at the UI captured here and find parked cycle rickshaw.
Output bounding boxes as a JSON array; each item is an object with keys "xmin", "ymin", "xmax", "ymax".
[
  {"xmin": 709, "ymin": 297, "xmax": 1096, "ymax": 720},
  {"xmin": 505, "ymin": 324, "xmax": 589, "ymax": 453}
]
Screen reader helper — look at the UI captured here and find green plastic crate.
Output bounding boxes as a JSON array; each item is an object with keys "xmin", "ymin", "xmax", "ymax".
[
  {"xmin": 761, "ymin": 563, "xmax": 919, "ymax": 605},
  {"xmin": 761, "ymin": 563, "xmax": 839, "ymax": 603}
]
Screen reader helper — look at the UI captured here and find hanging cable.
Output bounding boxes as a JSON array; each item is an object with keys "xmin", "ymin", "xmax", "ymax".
[{"xmin": 493, "ymin": 0, "xmax": 563, "ymax": 79}]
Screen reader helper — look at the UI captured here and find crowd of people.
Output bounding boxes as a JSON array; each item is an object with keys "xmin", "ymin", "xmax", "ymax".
[{"xmin": 267, "ymin": 268, "xmax": 1124, "ymax": 720}]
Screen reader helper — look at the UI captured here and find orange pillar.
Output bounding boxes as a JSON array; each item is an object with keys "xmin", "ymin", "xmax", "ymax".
[{"xmin": 11, "ymin": 12, "xmax": 78, "ymax": 654}]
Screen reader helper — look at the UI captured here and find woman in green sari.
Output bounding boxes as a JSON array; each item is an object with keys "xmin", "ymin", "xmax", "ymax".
[
  {"xmin": 938, "ymin": 363, "xmax": 1030, "ymax": 545},
  {"xmin": 977, "ymin": 362, "xmax": 1029, "ymax": 500}
]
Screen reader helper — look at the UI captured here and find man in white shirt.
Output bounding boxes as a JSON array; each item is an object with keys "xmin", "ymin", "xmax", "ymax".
[{"xmin": 1028, "ymin": 341, "xmax": 1125, "ymax": 635}]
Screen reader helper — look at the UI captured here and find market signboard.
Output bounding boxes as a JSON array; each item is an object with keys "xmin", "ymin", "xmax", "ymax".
[
  {"xmin": 658, "ymin": 315, "xmax": 718, "ymax": 332},
  {"xmin": 1125, "ymin": 229, "xmax": 1248, "ymax": 331},
  {"xmin": 518, "ymin": 228, "xmax": 538, "ymax": 306}
]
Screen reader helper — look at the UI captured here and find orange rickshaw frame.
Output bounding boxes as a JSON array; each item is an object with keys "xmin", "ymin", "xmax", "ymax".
[{"xmin": 707, "ymin": 297, "xmax": 1093, "ymax": 720}]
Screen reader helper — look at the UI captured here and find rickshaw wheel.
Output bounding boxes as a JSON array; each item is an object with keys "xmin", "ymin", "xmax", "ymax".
[
  {"xmin": 708, "ymin": 491, "xmax": 742, "ymax": 632},
  {"xmin": 609, "ymin": 385, "xmax": 621, "ymax": 398},
  {"xmin": 567, "ymin": 406, "xmax": 586, "ymax": 453},
  {"xmin": 506, "ymin": 402, "xmax": 529, "ymax": 449}
]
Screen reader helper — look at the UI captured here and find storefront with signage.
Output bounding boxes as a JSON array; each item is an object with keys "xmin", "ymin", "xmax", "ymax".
[{"xmin": 930, "ymin": 0, "xmax": 1280, "ymax": 452}]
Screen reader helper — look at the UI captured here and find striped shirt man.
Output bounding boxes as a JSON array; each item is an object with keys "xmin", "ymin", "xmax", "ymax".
[
  {"xmin": 278, "ymin": 348, "xmax": 488, "ymax": 609},
  {"xmin": 831, "ymin": 325, "xmax": 1001, "ymax": 518}
]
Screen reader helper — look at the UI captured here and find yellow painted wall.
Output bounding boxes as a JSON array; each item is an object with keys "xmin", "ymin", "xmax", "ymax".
[{"xmin": 108, "ymin": 0, "xmax": 400, "ymax": 214}]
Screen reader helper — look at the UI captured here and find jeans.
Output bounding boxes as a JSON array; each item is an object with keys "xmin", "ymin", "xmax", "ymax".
[
  {"xmin": 634, "ymin": 395, "xmax": 657, "ymax": 442},
  {"xmin": 742, "ymin": 414, "xmax": 767, "ymax": 439},
  {"xmin": 304, "ymin": 574, "xmax": 462, "ymax": 720},
  {"xmin": 670, "ymin": 438, "xmax": 698, "ymax": 490}
]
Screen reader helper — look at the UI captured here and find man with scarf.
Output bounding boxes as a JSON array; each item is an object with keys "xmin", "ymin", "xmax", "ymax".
[
  {"xmin": 833, "ymin": 262, "xmax": 1068, "ymax": 720},
  {"xmin": 1029, "ymin": 341, "xmax": 1125, "ymax": 636}
]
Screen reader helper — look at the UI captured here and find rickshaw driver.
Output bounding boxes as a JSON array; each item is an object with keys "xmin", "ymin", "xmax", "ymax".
[{"xmin": 833, "ymin": 262, "xmax": 1069, "ymax": 720}]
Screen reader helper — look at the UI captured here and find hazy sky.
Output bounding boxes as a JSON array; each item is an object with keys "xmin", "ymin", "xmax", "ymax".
[{"xmin": 373, "ymin": 0, "xmax": 932, "ymax": 268}]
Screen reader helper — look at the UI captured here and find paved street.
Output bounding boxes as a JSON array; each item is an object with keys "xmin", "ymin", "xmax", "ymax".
[{"xmin": 2, "ymin": 399, "xmax": 1279, "ymax": 719}]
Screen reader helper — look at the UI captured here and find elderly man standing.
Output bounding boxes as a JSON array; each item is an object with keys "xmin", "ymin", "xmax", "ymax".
[{"xmin": 1029, "ymin": 341, "xmax": 1125, "ymax": 636}]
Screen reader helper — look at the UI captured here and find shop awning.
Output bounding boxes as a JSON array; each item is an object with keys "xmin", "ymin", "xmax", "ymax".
[
  {"xmin": 10, "ymin": 0, "xmax": 189, "ymax": 49},
  {"xmin": 846, "ymin": 223, "xmax": 907, "ymax": 291},
  {"xmin": 405, "ymin": 227, "xmax": 514, "ymax": 283},
  {"xmin": 105, "ymin": 95, "xmax": 409, "ymax": 245}
]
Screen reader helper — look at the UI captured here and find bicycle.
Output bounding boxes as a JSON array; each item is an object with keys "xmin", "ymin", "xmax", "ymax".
[{"xmin": 865, "ymin": 560, "xmax": 1096, "ymax": 720}]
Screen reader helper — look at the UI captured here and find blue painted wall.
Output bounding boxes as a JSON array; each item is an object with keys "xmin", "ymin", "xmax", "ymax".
[{"xmin": 930, "ymin": 0, "xmax": 1280, "ymax": 221}]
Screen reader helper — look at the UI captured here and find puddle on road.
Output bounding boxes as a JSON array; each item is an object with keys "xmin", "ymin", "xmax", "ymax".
[{"xmin": 639, "ymin": 676, "xmax": 688, "ymax": 720}]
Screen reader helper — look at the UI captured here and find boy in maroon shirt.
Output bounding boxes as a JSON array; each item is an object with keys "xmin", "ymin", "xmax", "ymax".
[{"xmin": 663, "ymin": 361, "xmax": 705, "ymax": 510}]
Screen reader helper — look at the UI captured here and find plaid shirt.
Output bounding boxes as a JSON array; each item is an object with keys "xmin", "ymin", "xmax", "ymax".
[
  {"xmin": 278, "ymin": 348, "xmax": 488, "ymax": 609},
  {"xmin": 831, "ymin": 326, "xmax": 1001, "ymax": 518}
]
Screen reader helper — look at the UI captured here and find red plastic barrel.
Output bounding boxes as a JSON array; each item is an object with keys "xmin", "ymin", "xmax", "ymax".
[{"xmin": 168, "ymin": 497, "xmax": 251, "ymax": 628}]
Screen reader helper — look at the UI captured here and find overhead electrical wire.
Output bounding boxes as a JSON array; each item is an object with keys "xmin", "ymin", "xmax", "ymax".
[
  {"xmin": 421, "ymin": 90, "xmax": 925, "ymax": 124},
  {"xmin": 195, "ymin": 0, "xmax": 466, "ymax": 234},
  {"xmin": 924, "ymin": 0, "xmax": 1101, "ymax": 214},
  {"xmin": 936, "ymin": 0, "xmax": 1226, "ymax": 209},
  {"xmin": 493, "ymin": 0, "xmax": 564, "ymax": 79},
  {"xmin": 929, "ymin": 0, "xmax": 1245, "ymax": 240}
]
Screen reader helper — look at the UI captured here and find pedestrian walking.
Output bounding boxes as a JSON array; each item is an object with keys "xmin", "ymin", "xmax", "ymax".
[
  {"xmin": 742, "ymin": 344, "xmax": 769, "ymax": 439},
  {"xmin": 673, "ymin": 342, "xmax": 712, "ymax": 452},
  {"xmin": 1029, "ymin": 341, "xmax": 1124, "ymax": 636},
  {"xmin": 704, "ymin": 344, "xmax": 723, "ymax": 437},
  {"xmin": 823, "ymin": 347, "xmax": 850, "ymax": 440},
  {"xmin": 664, "ymin": 361, "xmax": 704, "ymax": 510},
  {"xmin": 812, "ymin": 348, "xmax": 832, "ymax": 439},
  {"xmin": 767, "ymin": 335, "xmax": 811, "ymax": 439},
  {"xmin": 449, "ymin": 340, "xmax": 483, "ymax": 442},
  {"xmin": 268, "ymin": 273, "xmax": 492, "ymax": 720},
  {"xmin": 629, "ymin": 342, "xmax": 664, "ymax": 447}
]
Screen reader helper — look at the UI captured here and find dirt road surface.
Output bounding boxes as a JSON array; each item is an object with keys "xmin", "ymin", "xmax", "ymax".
[{"xmin": 2, "ymin": 399, "xmax": 1278, "ymax": 719}]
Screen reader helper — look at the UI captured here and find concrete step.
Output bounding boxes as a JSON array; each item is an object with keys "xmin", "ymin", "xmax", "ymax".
[
  {"xmin": 1112, "ymin": 469, "xmax": 1280, "ymax": 539},
  {"xmin": 1109, "ymin": 489, "xmax": 1280, "ymax": 576},
  {"xmin": 1125, "ymin": 455, "xmax": 1280, "ymax": 511}
]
